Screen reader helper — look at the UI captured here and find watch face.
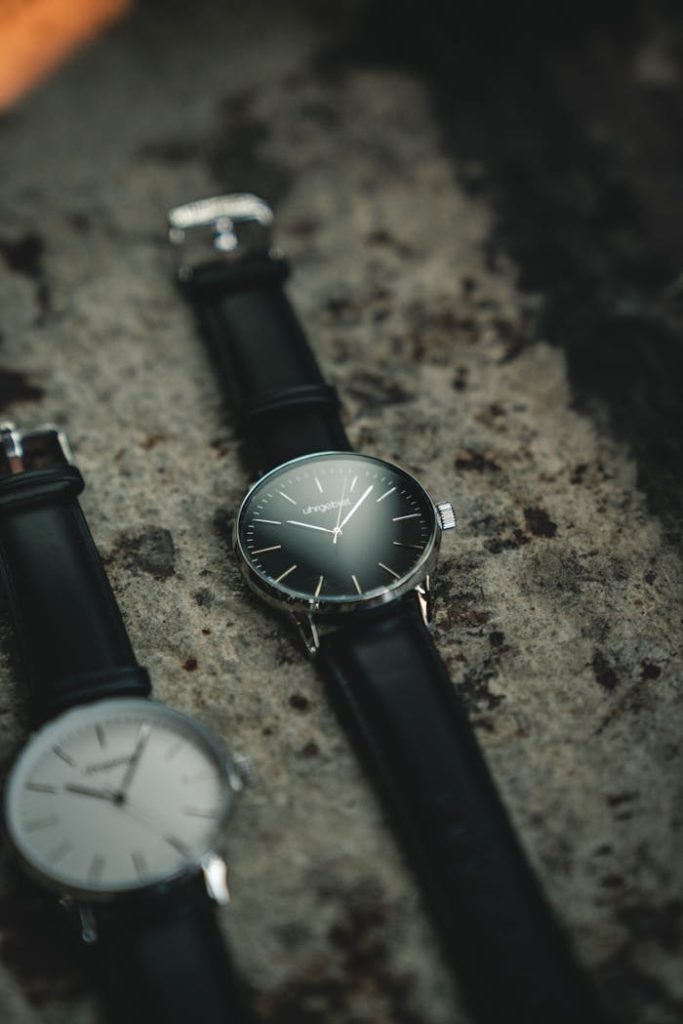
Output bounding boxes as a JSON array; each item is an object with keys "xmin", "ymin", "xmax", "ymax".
[
  {"xmin": 235, "ymin": 452, "xmax": 438, "ymax": 607},
  {"xmin": 4, "ymin": 699, "xmax": 237, "ymax": 897}
]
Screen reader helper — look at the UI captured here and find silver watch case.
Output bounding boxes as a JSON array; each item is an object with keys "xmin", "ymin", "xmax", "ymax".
[
  {"xmin": 233, "ymin": 451, "xmax": 443, "ymax": 624},
  {"xmin": 2, "ymin": 699, "xmax": 243, "ymax": 910}
]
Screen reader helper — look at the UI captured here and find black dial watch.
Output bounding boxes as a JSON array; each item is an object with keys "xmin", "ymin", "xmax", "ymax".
[
  {"xmin": 169, "ymin": 195, "xmax": 611, "ymax": 1024},
  {"xmin": 0, "ymin": 423, "xmax": 254, "ymax": 1024}
]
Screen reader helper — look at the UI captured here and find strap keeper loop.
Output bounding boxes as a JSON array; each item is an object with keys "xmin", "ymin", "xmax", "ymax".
[{"xmin": 240, "ymin": 383, "xmax": 341, "ymax": 425}]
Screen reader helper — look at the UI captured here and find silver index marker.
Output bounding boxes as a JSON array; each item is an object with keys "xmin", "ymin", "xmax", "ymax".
[
  {"xmin": 378, "ymin": 562, "xmax": 401, "ymax": 580},
  {"xmin": 53, "ymin": 747, "xmax": 76, "ymax": 768}
]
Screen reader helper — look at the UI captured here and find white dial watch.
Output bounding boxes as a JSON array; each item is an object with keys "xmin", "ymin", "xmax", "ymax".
[{"xmin": 0, "ymin": 423, "xmax": 254, "ymax": 1024}]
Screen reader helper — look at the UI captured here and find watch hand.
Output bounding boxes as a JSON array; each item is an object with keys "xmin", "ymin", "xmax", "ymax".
[
  {"xmin": 117, "ymin": 724, "xmax": 151, "ymax": 798},
  {"xmin": 118, "ymin": 795, "xmax": 187, "ymax": 845},
  {"xmin": 337, "ymin": 485, "xmax": 374, "ymax": 532},
  {"xmin": 332, "ymin": 475, "xmax": 349, "ymax": 545},
  {"xmin": 286, "ymin": 520, "xmax": 336, "ymax": 534},
  {"xmin": 64, "ymin": 783, "xmax": 118, "ymax": 803},
  {"xmin": 66, "ymin": 784, "xmax": 179, "ymax": 837}
]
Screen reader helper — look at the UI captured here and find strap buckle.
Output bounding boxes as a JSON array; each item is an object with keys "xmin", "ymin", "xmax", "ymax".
[
  {"xmin": 0, "ymin": 422, "xmax": 73, "ymax": 477},
  {"xmin": 168, "ymin": 193, "xmax": 274, "ymax": 280}
]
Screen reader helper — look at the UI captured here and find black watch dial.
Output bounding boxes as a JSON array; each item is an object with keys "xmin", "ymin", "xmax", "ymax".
[{"xmin": 236, "ymin": 452, "xmax": 438, "ymax": 604}]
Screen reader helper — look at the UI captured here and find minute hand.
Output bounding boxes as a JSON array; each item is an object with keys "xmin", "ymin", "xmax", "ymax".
[
  {"xmin": 337, "ymin": 485, "xmax": 374, "ymax": 531},
  {"xmin": 117, "ymin": 724, "xmax": 151, "ymax": 798}
]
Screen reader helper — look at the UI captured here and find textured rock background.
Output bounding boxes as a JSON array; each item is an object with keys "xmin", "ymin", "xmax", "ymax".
[{"xmin": 0, "ymin": 1, "xmax": 681, "ymax": 1022}]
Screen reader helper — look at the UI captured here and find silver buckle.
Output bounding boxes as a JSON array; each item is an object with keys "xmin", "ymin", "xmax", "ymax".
[
  {"xmin": 168, "ymin": 193, "xmax": 274, "ymax": 280},
  {"xmin": 0, "ymin": 422, "xmax": 73, "ymax": 476}
]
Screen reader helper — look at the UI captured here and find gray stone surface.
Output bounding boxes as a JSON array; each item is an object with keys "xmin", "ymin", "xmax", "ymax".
[{"xmin": 0, "ymin": 2, "xmax": 681, "ymax": 1022}]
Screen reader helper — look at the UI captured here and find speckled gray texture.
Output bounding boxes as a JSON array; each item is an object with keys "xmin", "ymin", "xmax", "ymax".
[{"xmin": 0, "ymin": 3, "xmax": 681, "ymax": 1023}]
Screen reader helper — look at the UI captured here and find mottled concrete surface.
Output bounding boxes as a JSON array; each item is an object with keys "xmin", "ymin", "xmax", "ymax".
[{"xmin": 0, "ymin": 2, "xmax": 682, "ymax": 1022}]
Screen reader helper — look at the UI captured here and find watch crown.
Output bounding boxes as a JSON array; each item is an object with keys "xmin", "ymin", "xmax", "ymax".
[
  {"xmin": 435, "ymin": 502, "xmax": 456, "ymax": 531},
  {"xmin": 232, "ymin": 753, "xmax": 256, "ymax": 790}
]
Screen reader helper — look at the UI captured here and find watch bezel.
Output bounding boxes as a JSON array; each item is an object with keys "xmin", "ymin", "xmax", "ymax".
[
  {"xmin": 233, "ymin": 451, "xmax": 442, "ymax": 618},
  {"xmin": 3, "ymin": 698, "xmax": 240, "ymax": 905}
]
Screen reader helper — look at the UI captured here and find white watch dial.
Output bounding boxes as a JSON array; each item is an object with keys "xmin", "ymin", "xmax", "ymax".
[{"xmin": 4, "ymin": 699, "xmax": 236, "ymax": 896}]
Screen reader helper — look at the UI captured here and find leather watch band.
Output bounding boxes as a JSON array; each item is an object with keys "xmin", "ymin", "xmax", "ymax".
[
  {"xmin": 318, "ymin": 596, "xmax": 609, "ymax": 1024},
  {"xmin": 93, "ymin": 876, "xmax": 254, "ymax": 1024},
  {"xmin": 181, "ymin": 254, "xmax": 351, "ymax": 474},
  {"xmin": 172, "ymin": 196, "xmax": 608, "ymax": 1022},
  {"xmin": 0, "ymin": 451, "xmax": 150, "ymax": 726},
  {"xmin": 0, "ymin": 427, "xmax": 250, "ymax": 1023}
]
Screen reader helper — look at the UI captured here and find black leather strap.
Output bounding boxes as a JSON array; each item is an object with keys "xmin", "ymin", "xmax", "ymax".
[
  {"xmin": 319, "ymin": 597, "xmax": 610, "ymax": 1024},
  {"xmin": 0, "ymin": 465, "xmax": 150, "ymax": 725},
  {"xmin": 180, "ymin": 219, "xmax": 607, "ymax": 1019},
  {"xmin": 93, "ymin": 876, "xmax": 254, "ymax": 1024},
  {"xmin": 182, "ymin": 255, "xmax": 351, "ymax": 474},
  {"xmin": 0, "ymin": 460, "xmax": 249, "ymax": 1020}
]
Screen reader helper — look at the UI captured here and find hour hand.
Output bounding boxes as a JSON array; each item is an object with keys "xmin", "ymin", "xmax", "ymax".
[
  {"xmin": 64, "ymin": 783, "xmax": 118, "ymax": 803},
  {"xmin": 286, "ymin": 520, "xmax": 336, "ymax": 534}
]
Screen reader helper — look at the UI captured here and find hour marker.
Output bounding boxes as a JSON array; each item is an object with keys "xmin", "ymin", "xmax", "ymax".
[
  {"xmin": 25, "ymin": 816, "xmax": 58, "ymax": 832},
  {"xmin": 351, "ymin": 574, "xmax": 362, "ymax": 594},
  {"xmin": 252, "ymin": 544, "xmax": 282, "ymax": 555},
  {"xmin": 166, "ymin": 740, "xmax": 183, "ymax": 761},
  {"xmin": 132, "ymin": 851, "xmax": 147, "ymax": 878},
  {"xmin": 392, "ymin": 513, "xmax": 420, "ymax": 521},
  {"xmin": 48, "ymin": 841, "xmax": 72, "ymax": 864},
  {"xmin": 166, "ymin": 835, "xmax": 191, "ymax": 856},
  {"xmin": 278, "ymin": 491, "xmax": 296, "ymax": 505},
  {"xmin": 379, "ymin": 562, "xmax": 401, "ymax": 580},
  {"xmin": 88, "ymin": 853, "xmax": 105, "ymax": 881},
  {"xmin": 254, "ymin": 519, "xmax": 281, "ymax": 525},
  {"xmin": 314, "ymin": 575, "xmax": 324, "ymax": 598},
  {"xmin": 53, "ymin": 746, "xmax": 76, "ymax": 768},
  {"xmin": 274, "ymin": 564, "xmax": 297, "ymax": 583},
  {"xmin": 26, "ymin": 782, "xmax": 57, "ymax": 794},
  {"xmin": 314, "ymin": 477, "xmax": 323, "ymax": 493},
  {"xmin": 95, "ymin": 725, "xmax": 106, "ymax": 749},
  {"xmin": 182, "ymin": 807, "xmax": 216, "ymax": 818},
  {"xmin": 350, "ymin": 475, "xmax": 358, "ymax": 492},
  {"xmin": 393, "ymin": 541, "xmax": 422, "ymax": 550},
  {"xmin": 136, "ymin": 722, "xmax": 151, "ymax": 745},
  {"xmin": 377, "ymin": 487, "xmax": 396, "ymax": 502}
]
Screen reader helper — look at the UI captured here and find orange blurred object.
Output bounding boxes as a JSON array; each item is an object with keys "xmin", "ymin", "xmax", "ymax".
[{"xmin": 0, "ymin": 0, "xmax": 133, "ymax": 110}]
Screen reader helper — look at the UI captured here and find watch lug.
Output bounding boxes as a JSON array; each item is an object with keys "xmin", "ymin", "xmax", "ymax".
[
  {"xmin": 202, "ymin": 854, "xmax": 231, "ymax": 906},
  {"xmin": 76, "ymin": 902, "xmax": 98, "ymax": 944},
  {"xmin": 58, "ymin": 896, "xmax": 98, "ymax": 943},
  {"xmin": 291, "ymin": 611, "xmax": 320, "ymax": 656},
  {"xmin": 416, "ymin": 575, "xmax": 432, "ymax": 627}
]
